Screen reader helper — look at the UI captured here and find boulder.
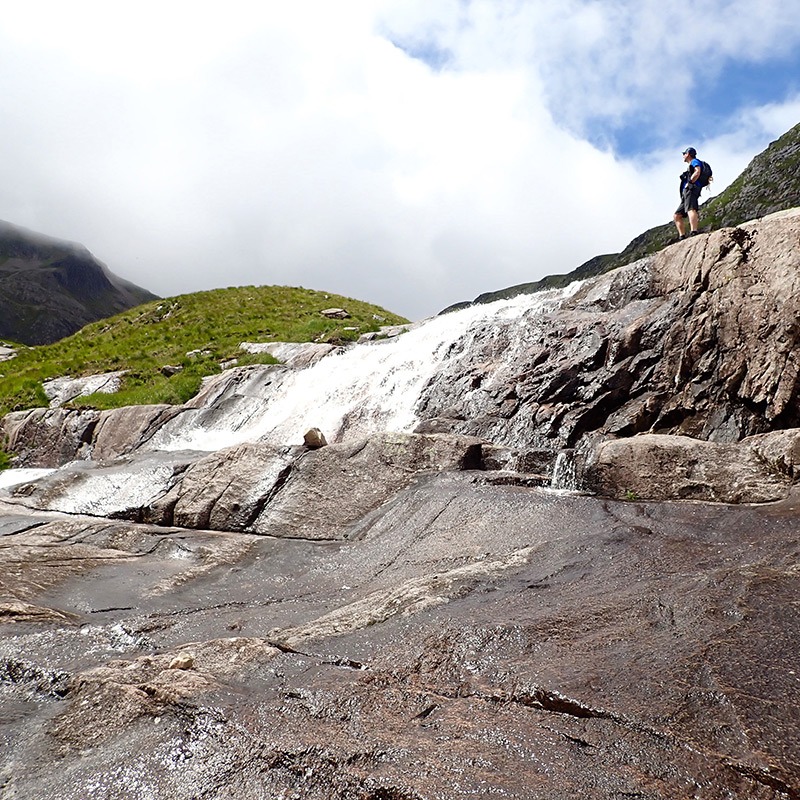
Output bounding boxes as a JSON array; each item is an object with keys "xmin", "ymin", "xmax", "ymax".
[
  {"xmin": 357, "ymin": 322, "xmax": 415, "ymax": 342},
  {"xmin": 584, "ymin": 432, "xmax": 796, "ymax": 502},
  {"xmin": 180, "ymin": 363, "xmax": 290, "ymax": 412},
  {"xmin": 43, "ymin": 371, "xmax": 126, "ymax": 408},
  {"xmin": 303, "ymin": 427, "xmax": 328, "ymax": 448},
  {"xmin": 167, "ymin": 652, "xmax": 195, "ymax": 670},
  {"xmin": 319, "ymin": 307, "xmax": 350, "ymax": 319},
  {"xmin": 1, "ymin": 407, "xmax": 99, "ymax": 467}
]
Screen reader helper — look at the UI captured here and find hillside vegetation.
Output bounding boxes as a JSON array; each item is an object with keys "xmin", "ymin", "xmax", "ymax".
[{"xmin": 0, "ymin": 285, "xmax": 407, "ymax": 418}]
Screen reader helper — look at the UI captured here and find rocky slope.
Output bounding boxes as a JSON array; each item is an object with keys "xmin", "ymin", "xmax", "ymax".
[
  {"xmin": 4, "ymin": 208, "xmax": 799, "ymax": 508},
  {"xmin": 0, "ymin": 220, "xmax": 157, "ymax": 345},
  {"xmin": 0, "ymin": 209, "xmax": 799, "ymax": 798},
  {"xmin": 464, "ymin": 120, "xmax": 800, "ymax": 308},
  {"xmin": 1, "ymin": 470, "xmax": 798, "ymax": 800}
]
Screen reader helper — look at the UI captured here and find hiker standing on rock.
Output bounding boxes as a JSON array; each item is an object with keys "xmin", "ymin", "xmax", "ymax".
[{"xmin": 673, "ymin": 147, "xmax": 704, "ymax": 239}]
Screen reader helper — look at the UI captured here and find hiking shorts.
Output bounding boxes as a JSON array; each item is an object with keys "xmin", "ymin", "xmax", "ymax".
[{"xmin": 675, "ymin": 184, "xmax": 700, "ymax": 217}]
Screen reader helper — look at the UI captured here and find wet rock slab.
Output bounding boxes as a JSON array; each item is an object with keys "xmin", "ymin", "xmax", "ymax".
[{"xmin": 1, "ymin": 477, "xmax": 798, "ymax": 799}]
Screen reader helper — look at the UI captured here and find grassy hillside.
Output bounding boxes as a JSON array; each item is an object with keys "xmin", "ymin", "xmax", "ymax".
[{"xmin": 0, "ymin": 285, "xmax": 408, "ymax": 418}]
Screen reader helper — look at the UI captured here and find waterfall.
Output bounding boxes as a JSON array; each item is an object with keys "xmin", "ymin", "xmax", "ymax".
[
  {"xmin": 147, "ymin": 282, "xmax": 583, "ymax": 453},
  {"xmin": 550, "ymin": 450, "xmax": 580, "ymax": 491},
  {"xmin": 0, "ymin": 282, "xmax": 588, "ymax": 517}
]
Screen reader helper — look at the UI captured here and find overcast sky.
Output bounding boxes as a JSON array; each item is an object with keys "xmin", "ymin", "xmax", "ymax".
[{"xmin": 1, "ymin": 1, "xmax": 799, "ymax": 321}]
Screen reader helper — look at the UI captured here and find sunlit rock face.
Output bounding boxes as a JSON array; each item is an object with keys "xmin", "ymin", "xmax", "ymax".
[
  {"xmin": 583, "ymin": 429, "xmax": 800, "ymax": 502},
  {"xmin": 1, "ymin": 211, "xmax": 800, "ymax": 799},
  {"xmin": 3, "ymin": 209, "xmax": 800, "ymax": 513},
  {"xmin": 417, "ymin": 212, "xmax": 800, "ymax": 449}
]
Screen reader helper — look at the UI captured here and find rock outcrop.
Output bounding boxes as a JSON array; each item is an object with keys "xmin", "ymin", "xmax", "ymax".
[
  {"xmin": 584, "ymin": 429, "xmax": 800, "ymax": 502},
  {"xmin": 465, "ymin": 120, "xmax": 800, "ymax": 306},
  {"xmin": 418, "ymin": 213, "xmax": 800, "ymax": 453},
  {"xmin": 1, "ymin": 205, "xmax": 800, "ymax": 797},
  {"xmin": 1, "ymin": 471, "xmax": 798, "ymax": 799},
  {"xmin": 1, "ymin": 432, "xmax": 484, "ymax": 535}
]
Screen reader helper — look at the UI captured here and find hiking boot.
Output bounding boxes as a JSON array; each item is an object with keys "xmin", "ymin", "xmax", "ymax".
[{"xmin": 689, "ymin": 230, "xmax": 700, "ymax": 236}]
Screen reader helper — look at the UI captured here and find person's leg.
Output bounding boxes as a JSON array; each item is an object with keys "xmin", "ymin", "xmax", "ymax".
[
  {"xmin": 686, "ymin": 187, "xmax": 700, "ymax": 232},
  {"xmin": 674, "ymin": 197, "xmax": 688, "ymax": 237}
]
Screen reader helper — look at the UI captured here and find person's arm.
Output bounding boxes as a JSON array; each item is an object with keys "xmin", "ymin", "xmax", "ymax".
[{"xmin": 689, "ymin": 161, "xmax": 702, "ymax": 184}]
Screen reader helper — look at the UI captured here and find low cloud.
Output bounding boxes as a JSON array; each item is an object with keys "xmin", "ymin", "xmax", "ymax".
[{"xmin": 0, "ymin": 1, "xmax": 797, "ymax": 320}]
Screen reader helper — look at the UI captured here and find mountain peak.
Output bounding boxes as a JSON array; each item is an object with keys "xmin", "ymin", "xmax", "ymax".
[{"xmin": 0, "ymin": 220, "xmax": 158, "ymax": 345}]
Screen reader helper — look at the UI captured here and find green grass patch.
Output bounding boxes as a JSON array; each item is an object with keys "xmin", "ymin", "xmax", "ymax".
[{"xmin": 0, "ymin": 285, "xmax": 407, "ymax": 417}]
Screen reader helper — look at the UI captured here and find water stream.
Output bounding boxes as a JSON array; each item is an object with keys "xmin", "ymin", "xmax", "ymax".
[
  {"xmin": 148, "ymin": 283, "xmax": 582, "ymax": 453},
  {"xmin": 1, "ymin": 282, "xmax": 586, "ymax": 513},
  {"xmin": 550, "ymin": 450, "xmax": 580, "ymax": 491}
]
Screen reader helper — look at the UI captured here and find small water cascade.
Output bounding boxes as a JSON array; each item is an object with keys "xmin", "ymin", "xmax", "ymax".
[
  {"xmin": 550, "ymin": 449, "xmax": 581, "ymax": 492},
  {"xmin": 0, "ymin": 468, "xmax": 54, "ymax": 491}
]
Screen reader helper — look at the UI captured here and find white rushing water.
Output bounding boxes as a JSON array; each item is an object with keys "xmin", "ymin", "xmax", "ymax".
[
  {"xmin": 0, "ymin": 283, "xmax": 586, "ymax": 514},
  {"xmin": 550, "ymin": 450, "xmax": 580, "ymax": 492},
  {"xmin": 0, "ymin": 468, "xmax": 55, "ymax": 490},
  {"xmin": 148, "ymin": 283, "xmax": 582, "ymax": 453}
]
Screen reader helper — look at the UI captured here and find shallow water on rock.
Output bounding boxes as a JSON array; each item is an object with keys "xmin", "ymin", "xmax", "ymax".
[{"xmin": 2, "ymin": 479, "xmax": 798, "ymax": 799}]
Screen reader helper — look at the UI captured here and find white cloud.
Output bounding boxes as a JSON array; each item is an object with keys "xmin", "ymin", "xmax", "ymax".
[{"xmin": 0, "ymin": 1, "xmax": 797, "ymax": 321}]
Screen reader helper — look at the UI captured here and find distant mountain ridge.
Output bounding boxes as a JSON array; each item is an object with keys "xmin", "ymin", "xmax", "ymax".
[
  {"xmin": 450, "ymin": 120, "xmax": 800, "ymax": 309},
  {"xmin": 0, "ymin": 220, "xmax": 158, "ymax": 345}
]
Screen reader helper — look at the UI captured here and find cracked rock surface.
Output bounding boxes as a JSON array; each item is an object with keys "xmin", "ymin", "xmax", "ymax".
[
  {"xmin": 418, "ymin": 212, "xmax": 800, "ymax": 451},
  {"xmin": 5, "ymin": 212, "xmax": 800, "ymax": 490},
  {"xmin": 1, "ymin": 473, "xmax": 798, "ymax": 799},
  {"xmin": 1, "ymin": 211, "xmax": 799, "ymax": 797}
]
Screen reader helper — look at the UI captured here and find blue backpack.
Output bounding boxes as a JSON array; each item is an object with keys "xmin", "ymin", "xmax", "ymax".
[{"xmin": 698, "ymin": 161, "xmax": 713, "ymax": 188}]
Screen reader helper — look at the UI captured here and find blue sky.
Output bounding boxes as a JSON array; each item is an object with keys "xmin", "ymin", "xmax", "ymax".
[
  {"xmin": 575, "ymin": 48, "xmax": 800, "ymax": 156},
  {"xmin": 388, "ymin": 1, "xmax": 800, "ymax": 157},
  {"xmin": 587, "ymin": 47, "xmax": 800, "ymax": 157},
  {"xmin": 0, "ymin": 0, "xmax": 799, "ymax": 321}
]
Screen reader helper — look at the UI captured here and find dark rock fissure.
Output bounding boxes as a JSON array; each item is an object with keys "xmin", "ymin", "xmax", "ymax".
[
  {"xmin": 0, "ymin": 657, "xmax": 71, "ymax": 698},
  {"xmin": 727, "ymin": 762, "xmax": 799, "ymax": 800},
  {"xmin": 243, "ymin": 463, "xmax": 294, "ymax": 529}
]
